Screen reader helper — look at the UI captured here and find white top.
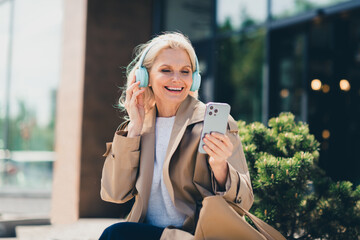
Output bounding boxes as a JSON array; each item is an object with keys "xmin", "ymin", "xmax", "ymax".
[{"xmin": 145, "ymin": 116, "xmax": 187, "ymax": 228}]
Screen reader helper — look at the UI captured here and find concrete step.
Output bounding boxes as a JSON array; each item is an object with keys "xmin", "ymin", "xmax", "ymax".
[
  {"xmin": 0, "ymin": 218, "xmax": 50, "ymax": 238},
  {"xmin": 0, "ymin": 193, "xmax": 51, "ymax": 238},
  {"xmin": 16, "ymin": 219, "xmax": 120, "ymax": 240}
]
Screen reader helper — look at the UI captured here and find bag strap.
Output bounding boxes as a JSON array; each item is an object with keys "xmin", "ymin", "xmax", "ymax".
[{"xmin": 227, "ymin": 200, "xmax": 286, "ymax": 240}]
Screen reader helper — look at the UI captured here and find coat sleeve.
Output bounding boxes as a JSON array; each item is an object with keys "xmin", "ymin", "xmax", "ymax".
[
  {"xmin": 100, "ymin": 128, "xmax": 141, "ymax": 204},
  {"xmin": 210, "ymin": 116, "xmax": 254, "ymax": 211}
]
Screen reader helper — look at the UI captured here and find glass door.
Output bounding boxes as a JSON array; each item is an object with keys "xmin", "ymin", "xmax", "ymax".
[{"xmin": 0, "ymin": 0, "xmax": 63, "ymax": 193}]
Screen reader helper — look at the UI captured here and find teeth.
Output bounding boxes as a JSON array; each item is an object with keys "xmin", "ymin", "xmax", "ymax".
[{"xmin": 166, "ymin": 87, "xmax": 182, "ymax": 91}]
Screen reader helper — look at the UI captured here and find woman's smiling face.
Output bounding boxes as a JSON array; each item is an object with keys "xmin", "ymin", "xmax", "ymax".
[{"xmin": 148, "ymin": 48, "xmax": 193, "ymax": 116}]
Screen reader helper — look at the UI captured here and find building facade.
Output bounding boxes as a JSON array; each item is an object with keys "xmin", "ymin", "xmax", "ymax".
[{"xmin": 0, "ymin": 0, "xmax": 359, "ymax": 221}]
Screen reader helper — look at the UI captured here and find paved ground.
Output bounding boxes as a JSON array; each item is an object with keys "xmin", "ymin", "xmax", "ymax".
[
  {"xmin": 0, "ymin": 196, "xmax": 51, "ymax": 220},
  {"xmin": 16, "ymin": 219, "xmax": 120, "ymax": 240},
  {"xmin": 0, "ymin": 194, "xmax": 51, "ymax": 238},
  {"xmin": 0, "ymin": 194, "xmax": 120, "ymax": 239}
]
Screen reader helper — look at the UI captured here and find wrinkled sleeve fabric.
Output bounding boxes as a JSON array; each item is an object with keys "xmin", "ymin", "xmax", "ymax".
[
  {"xmin": 211, "ymin": 169, "xmax": 231, "ymax": 195},
  {"xmin": 210, "ymin": 117, "xmax": 254, "ymax": 211},
  {"xmin": 100, "ymin": 129, "xmax": 141, "ymax": 204}
]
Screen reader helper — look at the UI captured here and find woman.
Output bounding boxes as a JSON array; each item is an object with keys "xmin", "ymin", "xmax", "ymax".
[{"xmin": 99, "ymin": 32, "xmax": 253, "ymax": 240}]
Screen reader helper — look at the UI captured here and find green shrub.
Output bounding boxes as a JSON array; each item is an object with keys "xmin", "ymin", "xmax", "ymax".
[{"xmin": 238, "ymin": 112, "xmax": 360, "ymax": 240}]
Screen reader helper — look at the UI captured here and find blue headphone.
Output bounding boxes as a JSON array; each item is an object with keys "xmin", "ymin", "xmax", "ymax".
[{"xmin": 135, "ymin": 41, "xmax": 201, "ymax": 92}]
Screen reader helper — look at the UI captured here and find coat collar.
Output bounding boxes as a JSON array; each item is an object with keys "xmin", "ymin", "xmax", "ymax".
[
  {"xmin": 142, "ymin": 95, "xmax": 206, "ymax": 134},
  {"xmin": 136, "ymin": 95, "xmax": 206, "ymax": 219}
]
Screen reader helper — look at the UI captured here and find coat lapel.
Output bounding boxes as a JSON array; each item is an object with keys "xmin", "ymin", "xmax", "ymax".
[
  {"xmin": 135, "ymin": 95, "xmax": 206, "ymax": 220},
  {"xmin": 135, "ymin": 107, "xmax": 156, "ymax": 221},
  {"xmin": 162, "ymin": 95, "xmax": 206, "ymax": 204}
]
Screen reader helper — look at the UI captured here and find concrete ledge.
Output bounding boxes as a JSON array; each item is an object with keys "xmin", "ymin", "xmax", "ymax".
[
  {"xmin": 0, "ymin": 218, "xmax": 50, "ymax": 238},
  {"xmin": 16, "ymin": 218, "xmax": 121, "ymax": 240}
]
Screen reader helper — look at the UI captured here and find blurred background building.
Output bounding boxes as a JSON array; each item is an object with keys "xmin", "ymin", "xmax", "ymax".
[{"xmin": 0, "ymin": 0, "xmax": 359, "ymax": 224}]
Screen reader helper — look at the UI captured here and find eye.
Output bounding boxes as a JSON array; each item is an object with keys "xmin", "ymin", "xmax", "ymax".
[
  {"xmin": 181, "ymin": 70, "xmax": 190, "ymax": 74},
  {"xmin": 161, "ymin": 69, "xmax": 171, "ymax": 73}
]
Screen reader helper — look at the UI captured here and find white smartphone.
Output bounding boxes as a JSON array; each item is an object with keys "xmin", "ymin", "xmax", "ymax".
[{"xmin": 198, "ymin": 102, "xmax": 231, "ymax": 154}]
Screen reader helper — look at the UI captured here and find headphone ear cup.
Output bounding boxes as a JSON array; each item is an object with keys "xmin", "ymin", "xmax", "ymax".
[
  {"xmin": 135, "ymin": 66, "xmax": 149, "ymax": 88},
  {"xmin": 190, "ymin": 71, "xmax": 201, "ymax": 92}
]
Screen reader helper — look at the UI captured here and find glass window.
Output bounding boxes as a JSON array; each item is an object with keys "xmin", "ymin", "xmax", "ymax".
[
  {"xmin": 215, "ymin": 28, "xmax": 265, "ymax": 123},
  {"xmin": 272, "ymin": 0, "xmax": 352, "ymax": 20},
  {"xmin": 164, "ymin": 0, "xmax": 213, "ymax": 41},
  {"xmin": 217, "ymin": 0, "xmax": 267, "ymax": 32},
  {"xmin": 0, "ymin": 0, "xmax": 63, "ymax": 191},
  {"xmin": 269, "ymin": 30, "xmax": 307, "ymax": 121},
  {"xmin": 0, "ymin": 0, "xmax": 11, "ymax": 150},
  {"xmin": 306, "ymin": 14, "xmax": 360, "ymax": 183},
  {"xmin": 192, "ymin": 41, "xmax": 215, "ymax": 103},
  {"xmin": 277, "ymin": 34, "xmax": 306, "ymax": 120},
  {"xmin": 270, "ymin": 10, "xmax": 360, "ymax": 184}
]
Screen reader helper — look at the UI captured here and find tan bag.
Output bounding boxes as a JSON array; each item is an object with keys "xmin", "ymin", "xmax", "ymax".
[{"xmin": 194, "ymin": 195, "xmax": 286, "ymax": 240}]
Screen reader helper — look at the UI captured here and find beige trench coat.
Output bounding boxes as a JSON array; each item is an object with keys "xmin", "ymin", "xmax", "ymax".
[{"xmin": 101, "ymin": 95, "xmax": 254, "ymax": 239}]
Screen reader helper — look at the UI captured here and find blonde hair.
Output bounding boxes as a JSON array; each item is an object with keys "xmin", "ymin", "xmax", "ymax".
[{"xmin": 118, "ymin": 32, "xmax": 199, "ymax": 113}]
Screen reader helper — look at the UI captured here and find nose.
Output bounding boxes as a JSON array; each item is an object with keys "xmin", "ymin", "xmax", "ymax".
[{"xmin": 172, "ymin": 72, "xmax": 181, "ymax": 82}]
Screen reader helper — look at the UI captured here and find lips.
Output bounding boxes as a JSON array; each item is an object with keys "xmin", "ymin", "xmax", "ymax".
[{"xmin": 165, "ymin": 86, "xmax": 184, "ymax": 92}]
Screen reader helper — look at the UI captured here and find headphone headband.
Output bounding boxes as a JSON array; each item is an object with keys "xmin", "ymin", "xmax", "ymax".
[{"xmin": 138, "ymin": 40, "xmax": 159, "ymax": 69}]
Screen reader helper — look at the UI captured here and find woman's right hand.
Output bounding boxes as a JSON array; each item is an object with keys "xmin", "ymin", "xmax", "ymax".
[{"xmin": 124, "ymin": 75, "xmax": 145, "ymax": 137}]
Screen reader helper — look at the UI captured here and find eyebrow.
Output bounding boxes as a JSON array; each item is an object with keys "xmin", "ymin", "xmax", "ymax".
[{"xmin": 159, "ymin": 64, "xmax": 192, "ymax": 68}]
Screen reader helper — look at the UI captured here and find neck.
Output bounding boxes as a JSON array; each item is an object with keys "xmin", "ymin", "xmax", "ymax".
[{"xmin": 156, "ymin": 103, "xmax": 180, "ymax": 117}]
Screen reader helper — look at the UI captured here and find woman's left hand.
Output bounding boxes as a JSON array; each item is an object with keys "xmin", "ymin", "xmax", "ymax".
[{"xmin": 202, "ymin": 132, "xmax": 233, "ymax": 190}]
